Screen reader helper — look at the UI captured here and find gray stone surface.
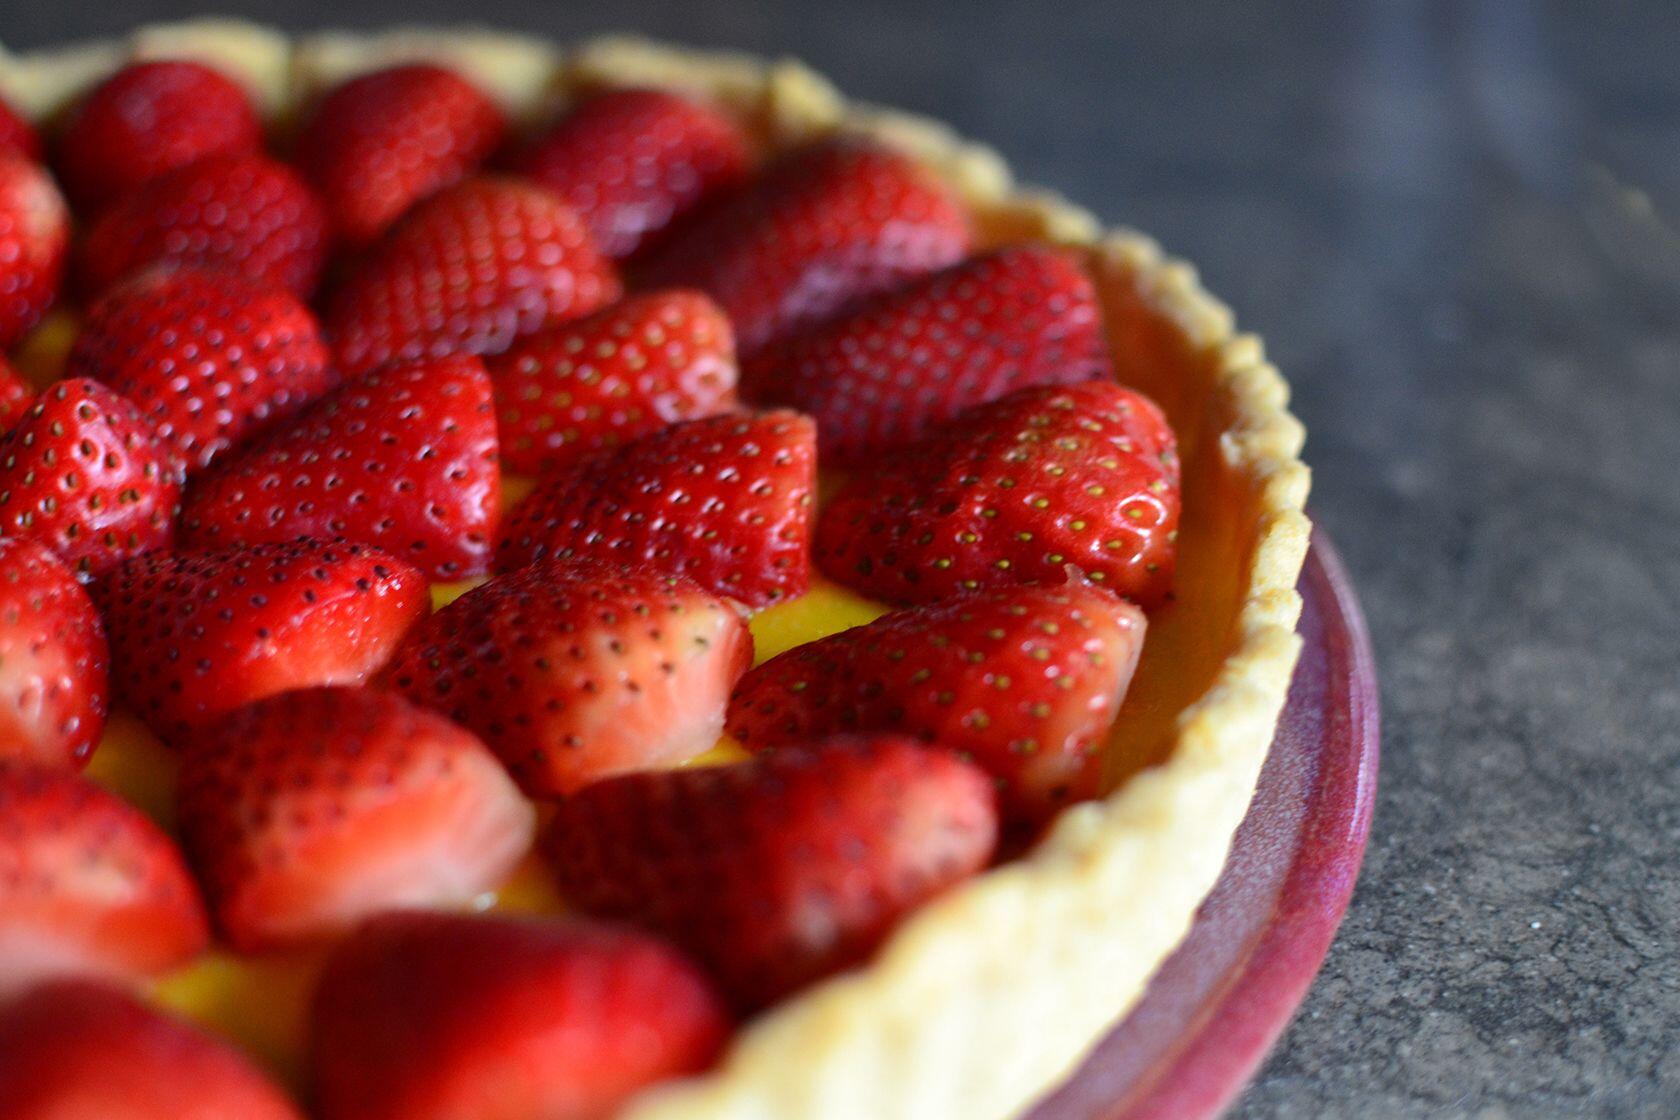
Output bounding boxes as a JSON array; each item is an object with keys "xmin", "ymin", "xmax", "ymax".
[{"xmin": 6, "ymin": 1, "xmax": 1677, "ymax": 1115}]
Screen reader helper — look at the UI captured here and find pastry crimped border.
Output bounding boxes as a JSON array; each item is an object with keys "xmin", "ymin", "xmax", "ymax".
[{"xmin": 0, "ymin": 24, "xmax": 1313, "ymax": 1120}]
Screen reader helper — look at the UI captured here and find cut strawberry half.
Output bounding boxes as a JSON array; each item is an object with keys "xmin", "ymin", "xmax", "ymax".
[
  {"xmin": 91, "ymin": 537, "xmax": 428, "ymax": 743},
  {"xmin": 546, "ymin": 735, "xmax": 998, "ymax": 1009},
  {"xmin": 182, "ymin": 355, "xmax": 500, "ymax": 579},
  {"xmin": 496, "ymin": 410, "xmax": 816, "ymax": 607},
  {"xmin": 0, "ymin": 762, "xmax": 208, "ymax": 997},
  {"xmin": 178, "ymin": 686, "xmax": 534, "ymax": 951},
  {"xmin": 380, "ymin": 559, "xmax": 753, "ymax": 796},
  {"xmin": 0, "ymin": 539, "xmax": 108, "ymax": 770},
  {"xmin": 0, "ymin": 153, "xmax": 69, "ymax": 347}
]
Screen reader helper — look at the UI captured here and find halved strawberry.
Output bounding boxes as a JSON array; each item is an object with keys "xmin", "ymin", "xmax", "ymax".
[
  {"xmin": 67, "ymin": 267, "xmax": 336, "ymax": 474},
  {"xmin": 380, "ymin": 560, "xmax": 753, "ymax": 796},
  {"xmin": 513, "ymin": 87, "xmax": 750, "ymax": 259},
  {"xmin": 486, "ymin": 289, "xmax": 738, "ymax": 474},
  {"xmin": 0, "ymin": 378, "xmax": 180, "ymax": 579},
  {"xmin": 0, "ymin": 762, "xmax": 208, "ymax": 996},
  {"xmin": 640, "ymin": 136, "xmax": 971, "ymax": 356},
  {"xmin": 327, "ymin": 176, "xmax": 621, "ymax": 375},
  {"xmin": 0, "ymin": 979, "xmax": 302, "ymax": 1120},
  {"xmin": 182, "ymin": 355, "xmax": 500, "ymax": 579},
  {"xmin": 91, "ymin": 538, "xmax": 428, "ymax": 743},
  {"xmin": 743, "ymin": 245, "xmax": 1113, "ymax": 462},
  {"xmin": 816, "ymin": 381, "xmax": 1181, "ymax": 607},
  {"xmin": 296, "ymin": 64, "xmax": 506, "ymax": 247},
  {"xmin": 178, "ymin": 686, "xmax": 534, "ymax": 951},
  {"xmin": 0, "ymin": 95, "xmax": 40, "ymax": 161},
  {"xmin": 52, "ymin": 60, "xmax": 262, "ymax": 214},
  {"xmin": 0, "ymin": 356, "xmax": 32, "ymax": 428},
  {"xmin": 0, "ymin": 539, "xmax": 108, "ymax": 770},
  {"xmin": 312, "ymin": 912, "xmax": 729, "ymax": 1120},
  {"xmin": 496, "ymin": 411, "xmax": 815, "ymax": 607},
  {"xmin": 546, "ymin": 735, "xmax": 997, "ymax": 1009},
  {"xmin": 730, "ymin": 580, "xmax": 1146, "ymax": 822},
  {"xmin": 79, "ymin": 153, "xmax": 331, "ymax": 297},
  {"xmin": 0, "ymin": 153, "xmax": 69, "ymax": 347}
]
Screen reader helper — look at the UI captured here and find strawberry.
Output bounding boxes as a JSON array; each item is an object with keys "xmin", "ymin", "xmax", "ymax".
[
  {"xmin": 0, "ymin": 95, "xmax": 40, "ymax": 161},
  {"xmin": 53, "ymin": 60, "xmax": 263, "ymax": 214},
  {"xmin": 0, "ymin": 979, "xmax": 302, "ymax": 1120},
  {"xmin": 546, "ymin": 735, "xmax": 997, "ymax": 1008},
  {"xmin": 178, "ymin": 686, "xmax": 534, "ymax": 951},
  {"xmin": 513, "ymin": 87, "xmax": 750, "ymax": 260},
  {"xmin": 327, "ymin": 176, "xmax": 622, "ymax": 375},
  {"xmin": 0, "ymin": 378, "xmax": 180, "ymax": 579},
  {"xmin": 486, "ymin": 289, "xmax": 738, "ymax": 474},
  {"xmin": 816, "ymin": 381, "xmax": 1181, "ymax": 607},
  {"xmin": 312, "ymin": 911, "xmax": 729, "ymax": 1120},
  {"xmin": 91, "ymin": 538, "xmax": 428, "ymax": 743},
  {"xmin": 0, "ymin": 762, "xmax": 208, "ymax": 996},
  {"xmin": 496, "ymin": 411, "xmax": 815, "ymax": 607},
  {"xmin": 743, "ymin": 245, "xmax": 1113, "ymax": 462},
  {"xmin": 67, "ymin": 267, "xmax": 337, "ymax": 474},
  {"xmin": 380, "ymin": 560, "xmax": 753, "ymax": 796},
  {"xmin": 640, "ymin": 137, "xmax": 971, "ymax": 356},
  {"xmin": 0, "ymin": 356, "xmax": 32, "ymax": 429},
  {"xmin": 0, "ymin": 153, "xmax": 69, "ymax": 347},
  {"xmin": 0, "ymin": 539, "xmax": 108, "ymax": 770},
  {"xmin": 182, "ymin": 355, "xmax": 500, "ymax": 579},
  {"xmin": 296, "ymin": 64, "xmax": 506, "ymax": 247},
  {"xmin": 79, "ymin": 153, "xmax": 331, "ymax": 297}
]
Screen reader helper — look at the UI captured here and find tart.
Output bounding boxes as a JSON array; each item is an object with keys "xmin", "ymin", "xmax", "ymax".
[{"xmin": 0, "ymin": 21, "xmax": 1310, "ymax": 1120}]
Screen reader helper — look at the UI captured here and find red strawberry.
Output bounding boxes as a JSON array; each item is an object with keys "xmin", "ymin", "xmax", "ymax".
[
  {"xmin": 380, "ymin": 560, "xmax": 753, "ymax": 796},
  {"xmin": 296, "ymin": 64, "xmax": 506, "ymax": 247},
  {"xmin": 312, "ymin": 912, "xmax": 729, "ymax": 1120},
  {"xmin": 79, "ymin": 153, "xmax": 331, "ymax": 297},
  {"xmin": 92, "ymin": 538, "xmax": 428, "ymax": 743},
  {"xmin": 0, "ymin": 378, "xmax": 180, "ymax": 579},
  {"xmin": 816, "ymin": 381, "xmax": 1181, "ymax": 607},
  {"xmin": 0, "ymin": 153, "xmax": 69, "ymax": 347},
  {"xmin": 0, "ymin": 979, "xmax": 302, "ymax": 1120},
  {"xmin": 0, "ymin": 356, "xmax": 33, "ymax": 429},
  {"xmin": 487, "ymin": 289, "xmax": 738, "ymax": 474},
  {"xmin": 743, "ymin": 245, "xmax": 1113, "ymax": 462},
  {"xmin": 640, "ymin": 137, "xmax": 971, "ymax": 356},
  {"xmin": 53, "ymin": 60, "xmax": 263, "ymax": 214},
  {"xmin": 182, "ymin": 355, "xmax": 500, "ymax": 579},
  {"xmin": 67, "ymin": 267, "xmax": 337, "ymax": 474},
  {"xmin": 546, "ymin": 735, "xmax": 997, "ymax": 1008},
  {"xmin": 496, "ymin": 411, "xmax": 815, "ymax": 607},
  {"xmin": 514, "ymin": 87, "xmax": 750, "ymax": 259},
  {"xmin": 0, "ymin": 539, "xmax": 108, "ymax": 770},
  {"xmin": 0, "ymin": 763, "xmax": 208, "ymax": 996},
  {"xmin": 327, "ymin": 176, "xmax": 622, "ymax": 375},
  {"xmin": 0, "ymin": 95, "xmax": 40, "ymax": 161},
  {"xmin": 178, "ymin": 686, "xmax": 534, "ymax": 951}
]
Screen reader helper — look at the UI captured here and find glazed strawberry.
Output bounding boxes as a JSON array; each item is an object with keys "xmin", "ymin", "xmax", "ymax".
[
  {"xmin": 546, "ymin": 735, "xmax": 997, "ymax": 1008},
  {"xmin": 182, "ymin": 355, "xmax": 500, "ymax": 579},
  {"xmin": 296, "ymin": 64, "xmax": 506, "ymax": 247},
  {"xmin": 0, "ymin": 153, "xmax": 69, "ymax": 347},
  {"xmin": 487, "ymin": 289, "xmax": 738, "ymax": 474},
  {"xmin": 640, "ymin": 137, "xmax": 971, "ymax": 356},
  {"xmin": 92, "ymin": 538, "xmax": 428, "ymax": 743},
  {"xmin": 744, "ymin": 245, "xmax": 1113, "ymax": 461},
  {"xmin": 79, "ymin": 152, "xmax": 331, "ymax": 297},
  {"xmin": 0, "ymin": 95, "xmax": 40, "ymax": 161},
  {"xmin": 0, "ymin": 980, "xmax": 302, "ymax": 1120},
  {"xmin": 816, "ymin": 381, "xmax": 1181, "ymax": 607},
  {"xmin": 496, "ymin": 411, "xmax": 815, "ymax": 607},
  {"xmin": 514, "ymin": 87, "xmax": 750, "ymax": 259},
  {"xmin": 0, "ymin": 539, "xmax": 108, "ymax": 770},
  {"xmin": 327, "ymin": 176, "xmax": 621, "ymax": 374},
  {"xmin": 178, "ymin": 687, "xmax": 534, "ymax": 951},
  {"xmin": 67, "ymin": 267, "xmax": 336, "ymax": 474},
  {"xmin": 381, "ymin": 560, "xmax": 752, "ymax": 796},
  {"xmin": 0, "ymin": 356, "xmax": 32, "ymax": 428},
  {"xmin": 0, "ymin": 378, "xmax": 180, "ymax": 579},
  {"xmin": 0, "ymin": 763, "xmax": 208, "ymax": 996},
  {"xmin": 312, "ymin": 912, "xmax": 729, "ymax": 1120},
  {"xmin": 53, "ymin": 60, "xmax": 262, "ymax": 213}
]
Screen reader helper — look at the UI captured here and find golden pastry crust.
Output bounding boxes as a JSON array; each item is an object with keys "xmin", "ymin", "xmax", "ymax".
[{"xmin": 0, "ymin": 23, "xmax": 1312, "ymax": 1120}]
